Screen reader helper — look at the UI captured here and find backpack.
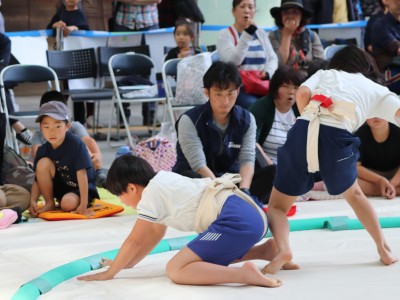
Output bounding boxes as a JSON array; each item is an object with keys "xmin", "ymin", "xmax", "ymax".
[
  {"xmin": 175, "ymin": 52, "xmax": 212, "ymax": 106},
  {"xmin": 135, "ymin": 136, "xmax": 177, "ymax": 172},
  {"xmin": 1, "ymin": 145, "xmax": 35, "ymax": 191}
]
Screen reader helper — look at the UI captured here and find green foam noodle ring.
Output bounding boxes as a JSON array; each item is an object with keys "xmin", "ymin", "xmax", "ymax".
[
  {"xmin": 12, "ymin": 236, "xmax": 197, "ymax": 300},
  {"xmin": 12, "ymin": 217, "xmax": 400, "ymax": 299}
]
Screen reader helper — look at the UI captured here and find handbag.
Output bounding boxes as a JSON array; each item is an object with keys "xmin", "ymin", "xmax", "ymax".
[
  {"xmin": 228, "ymin": 27, "xmax": 270, "ymax": 96},
  {"xmin": 135, "ymin": 136, "xmax": 177, "ymax": 172},
  {"xmin": 240, "ymin": 70, "xmax": 269, "ymax": 96}
]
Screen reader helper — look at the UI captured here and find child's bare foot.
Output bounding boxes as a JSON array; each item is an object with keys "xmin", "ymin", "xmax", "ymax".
[
  {"xmin": 282, "ymin": 261, "xmax": 300, "ymax": 270},
  {"xmin": 261, "ymin": 250, "xmax": 294, "ymax": 275},
  {"xmin": 378, "ymin": 243, "xmax": 398, "ymax": 265},
  {"xmin": 262, "ymin": 238, "xmax": 279, "ymax": 261},
  {"xmin": 259, "ymin": 239, "xmax": 299, "ymax": 273},
  {"xmin": 241, "ymin": 262, "xmax": 282, "ymax": 288}
]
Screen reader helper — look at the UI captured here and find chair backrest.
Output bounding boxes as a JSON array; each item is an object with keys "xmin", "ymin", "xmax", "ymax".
[
  {"xmin": 98, "ymin": 45, "xmax": 150, "ymax": 77},
  {"xmin": 0, "ymin": 64, "xmax": 60, "ymax": 152},
  {"xmin": 324, "ymin": 44, "xmax": 346, "ymax": 61},
  {"xmin": 0, "ymin": 64, "xmax": 60, "ymax": 90},
  {"xmin": 163, "ymin": 58, "xmax": 181, "ymax": 78},
  {"xmin": 46, "ymin": 48, "xmax": 97, "ymax": 80},
  {"xmin": 162, "ymin": 58, "xmax": 181, "ymax": 99},
  {"xmin": 108, "ymin": 52, "xmax": 155, "ymax": 78}
]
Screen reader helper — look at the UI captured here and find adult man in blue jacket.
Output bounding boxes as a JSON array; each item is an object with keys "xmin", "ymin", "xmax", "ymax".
[{"xmin": 173, "ymin": 61, "xmax": 275, "ymax": 204}]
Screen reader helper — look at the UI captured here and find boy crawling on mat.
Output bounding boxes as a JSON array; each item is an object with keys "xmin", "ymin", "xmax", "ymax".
[
  {"xmin": 78, "ymin": 155, "xmax": 297, "ymax": 287},
  {"xmin": 29, "ymin": 101, "xmax": 99, "ymax": 217}
]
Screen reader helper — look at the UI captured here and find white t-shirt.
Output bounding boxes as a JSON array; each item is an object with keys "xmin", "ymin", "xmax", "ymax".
[
  {"xmin": 137, "ymin": 171, "xmax": 212, "ymax": 232},
  {"xmin": 299, "ymin": 70, "xmax": 400, "ymax": 132},
  {"xmin": 262, "ymin": 108, "xmax": 296, "ymax": 164}
]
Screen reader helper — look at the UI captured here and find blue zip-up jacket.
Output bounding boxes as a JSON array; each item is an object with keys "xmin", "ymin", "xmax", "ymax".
[{"xmin": 173, "ymin": 101, "xmax": 251, "ymax": 176}]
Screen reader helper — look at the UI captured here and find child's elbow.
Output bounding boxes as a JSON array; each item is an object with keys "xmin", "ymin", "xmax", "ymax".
[{"xmin": 296, "ymin": 86, "xmax": 311, "ymax": 99}]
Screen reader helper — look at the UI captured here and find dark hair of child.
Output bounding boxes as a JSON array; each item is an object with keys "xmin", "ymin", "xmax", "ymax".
[
  {"xmin": 306, "ymin": 58, "xmax": 329, "ymax": 79},
  {"xmin": 203, "ymin": 61, "xmax": 242, "ymax": 91},
  {"xmin": 174, "ymin": 18, "xmax": 195, "ymax": 38},
  {"xmin": 328, "ymin": 45, "xmax": 383, "ymax": 84},
  {"xmin": 40, "ymin": 90, "xmax": 67, "ymax": 107},
  {"xmin": 106, "ymin": 155, "xmax": 156, "ymax": 196}
]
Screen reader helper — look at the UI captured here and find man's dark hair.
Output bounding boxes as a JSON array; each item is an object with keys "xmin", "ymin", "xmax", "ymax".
[
  {"xmin": 106, "ymin": 155, "xmax": 156, "ymax": 196},
  {"xmin": 203, "ymin": 61, "xmax": 242, "ymax": 91}
]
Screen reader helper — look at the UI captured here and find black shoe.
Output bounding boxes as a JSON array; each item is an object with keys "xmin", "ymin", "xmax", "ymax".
[
  {"xmin": 95, "ymin": 168, "xmax": 108, "ymax": 189},
  {"xmin": 9, "ymin": 207, "xmax": 22, "ymax": 224},
  {"xmin": 16, "ymin": 128, "xmax": 33, "ymax": 145}
]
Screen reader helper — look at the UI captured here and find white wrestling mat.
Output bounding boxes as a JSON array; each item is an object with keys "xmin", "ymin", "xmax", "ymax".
[{"xmin": 1, "ymin": 198, "xmax": 400, "ymax": 300}]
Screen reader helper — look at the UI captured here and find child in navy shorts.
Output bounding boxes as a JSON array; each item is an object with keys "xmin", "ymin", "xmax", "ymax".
[
  {"xmin": 263, "ymin": 45, "xmax": 400, "ymax": 275},
  {"xmin": 78, "ymin": 155, "xmax": 297, "ymax": 287},
  {"xmin": 29, "ymin": 101, "xmax": 99, "ymax": 217}
]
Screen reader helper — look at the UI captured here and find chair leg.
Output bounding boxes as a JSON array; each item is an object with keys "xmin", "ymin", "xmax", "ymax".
[
  {"xmin": 121, "ymin": 102, "xmax": 135, "ymax": 150},
  {"xmin": 95, "ymin": 102, "xmax": 100, "ymax": 135},
  {"xmin": 151, "ymin": 102, "xmax": 159, "ymax": 136},
  {"xmin": 107, "ymin": 97, "xmax": 117, "ymax": 147}
]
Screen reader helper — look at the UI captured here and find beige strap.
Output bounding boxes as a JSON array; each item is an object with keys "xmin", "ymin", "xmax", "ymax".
[
  {"xmin": 302, "ymin": 99, "xmax": 356, "ymax": 172},
  {"xmin": 194, "ymin": 173, "xmax": 268, "ymax": 235}
]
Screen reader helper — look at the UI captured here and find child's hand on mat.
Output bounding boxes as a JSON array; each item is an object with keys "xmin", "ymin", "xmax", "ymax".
[
  {"xmin": 73, "ymin": 206, "xmax": 95, "ymax": 217},
  {"xmin": 100, "ymin": 258, "xmax": 113, "ymax": 268},
  {"xmin": 28, "ymin": 203, "xmax": 38, "ymax": 217},
  {"xmin": 77, "ymin": 270, "xmax": 114, "ymax": 281}
]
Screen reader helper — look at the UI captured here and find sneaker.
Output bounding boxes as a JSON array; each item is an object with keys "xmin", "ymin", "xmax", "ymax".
[
  {"xmin": 16, "ymin": 128, "xmax": 33, "ymax": 145},
  {"xmin": 95, "ymin": 168, "xmax": 108, "ymax": 189}
]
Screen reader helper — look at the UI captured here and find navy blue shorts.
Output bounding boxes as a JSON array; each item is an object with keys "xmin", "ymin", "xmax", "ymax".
[
  {"xmin": 187, "ymin": 195, "xmax": 266, "ymax": 266},
  {"xmin": 53, "ymin": 171, "xmax": 95, "ymax": 207},
  {"xmin": 274, "ymin": 119, "xmax": 360, "ymax": 196}
]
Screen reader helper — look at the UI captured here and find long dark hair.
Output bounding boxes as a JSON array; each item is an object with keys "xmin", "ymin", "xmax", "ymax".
[{"xmin": 328, "ymin": 45, "xmax": 383, "ymax": 84}]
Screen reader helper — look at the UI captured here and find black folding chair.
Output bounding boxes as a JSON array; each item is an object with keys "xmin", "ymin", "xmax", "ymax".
[
  {"xmin": 107, "ymin": 52, "xmax": 167, "ymax": 148},
  {"xmin": 98, "ymin": 45, "xmax": 150, "ymax": 78},
  {"xmin": 46, "ymin": 48, "xmax": 113, "ymax": 137},
  {"xmin": 0, "ymin": 64, "xmax": 60, "ymax": 152}
]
